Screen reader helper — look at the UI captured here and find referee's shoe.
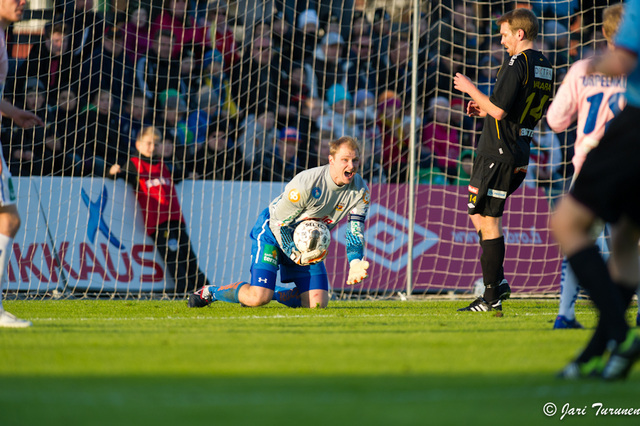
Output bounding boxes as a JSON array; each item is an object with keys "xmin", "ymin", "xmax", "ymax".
[{"xmin": 458, "ymin": 279, "xmax": 511, "ymax": 312}]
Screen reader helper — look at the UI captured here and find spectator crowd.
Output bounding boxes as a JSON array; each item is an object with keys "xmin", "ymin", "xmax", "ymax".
[{"xmin": 2, "ymin": 0, "xmax": 593, "ymax": 188}]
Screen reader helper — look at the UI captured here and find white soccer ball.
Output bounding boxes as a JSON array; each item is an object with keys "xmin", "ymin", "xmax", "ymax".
[{"xmin": 293, "ymin": 220, "xmax": 331, "ymax": 253}]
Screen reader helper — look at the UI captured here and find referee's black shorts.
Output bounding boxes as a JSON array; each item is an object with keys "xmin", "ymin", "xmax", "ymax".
[
  {"xmin": 467, "ymin": 154, "xmax": 527, "ymax": 217},
  {"xmin": 571, "ymin": 106, "xmax": 640, "ymax": 226}
]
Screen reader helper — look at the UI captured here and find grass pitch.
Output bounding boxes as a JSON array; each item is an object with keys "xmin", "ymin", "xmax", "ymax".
[{"xmin": 1, "ymin": 299, "xmax": 639, "ymax": 426}]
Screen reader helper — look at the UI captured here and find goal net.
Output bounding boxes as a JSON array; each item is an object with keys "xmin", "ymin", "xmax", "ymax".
[{"xmin": 2, "ymin": 0, "xmax": 614, "ymax": 299}]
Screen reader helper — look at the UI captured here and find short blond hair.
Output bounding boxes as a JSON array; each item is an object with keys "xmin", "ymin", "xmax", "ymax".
[
  {"xmin": 329, "ymin": 136, "xmax": 361, "ymax": 157},
  {"xmin": 602, "ymin": 3, "xmax": 624, "ymax": 44}
]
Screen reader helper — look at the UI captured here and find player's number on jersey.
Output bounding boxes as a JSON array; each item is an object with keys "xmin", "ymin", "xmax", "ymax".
[
  {"xmin": 520, "ymin": 93, "xmax": 549, "ymax": 124},
  {"xmin": 584, "ymin": 92, "xmax": 624, "ymax": 134}
]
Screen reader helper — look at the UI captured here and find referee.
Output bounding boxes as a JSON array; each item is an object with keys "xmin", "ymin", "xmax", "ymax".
[{"xmin": 454, "ymin": 8, "xmax": 554, "ymax": 312}]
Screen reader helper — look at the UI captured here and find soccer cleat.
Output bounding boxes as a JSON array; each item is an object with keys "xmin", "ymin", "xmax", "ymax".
[
  {"xmin": 602, "ymin": 332, "xmax": 640, "ymax": 380},
  {"xmin": 496, "ymin": 279, "xmax": 511, "ymax": 301},
  {"xmin": 556, "ymin": 356, "xmax": 605, "ymax": 380},
  {"xmin": 188, "ymin": 286, "xmax": 215, "ymax": 308},
  {"xmin": 0, "ymin": 310, "xmax": 32, "ymax": 328},
  {"xmin": 553, "ymin": 315, "xmax": 584, "ymax": 329},
  {"xmin": 457, "ymin": 297, "xmax": 502, "ymax": 312}
]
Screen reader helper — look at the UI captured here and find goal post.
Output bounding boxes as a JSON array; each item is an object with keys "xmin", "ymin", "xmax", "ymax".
[{"xmin": 2, "ymin": 0, "xmax": 614, "ymax": 299}]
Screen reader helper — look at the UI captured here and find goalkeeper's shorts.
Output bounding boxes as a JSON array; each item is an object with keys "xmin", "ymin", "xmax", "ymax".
[{"xmin": 249, "ymin": 208, "xmax": 329, "ymax": 293}]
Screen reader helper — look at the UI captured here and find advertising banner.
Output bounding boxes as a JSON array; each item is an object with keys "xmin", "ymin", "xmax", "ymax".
[{"xmin": 8, "ymin": 179, "xmax": 560, "ymax": 295}]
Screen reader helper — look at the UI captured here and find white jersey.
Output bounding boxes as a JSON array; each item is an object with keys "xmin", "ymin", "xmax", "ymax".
[
  {"xmin": 0, "ymin": 29, "xmax": 15, "ymax": 206},
  {"xmin": 268, "ymin": 165, "xmax": 370, "ymax": 249},
  {"xmin": 546, "ymin": 58, "xmax": 626, "ymax": 175}
]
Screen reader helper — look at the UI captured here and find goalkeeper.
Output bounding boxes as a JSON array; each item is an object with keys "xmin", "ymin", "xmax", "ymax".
[{"xmin": 188, "ymin": 136, "xmax": 370, "ymax": 309}]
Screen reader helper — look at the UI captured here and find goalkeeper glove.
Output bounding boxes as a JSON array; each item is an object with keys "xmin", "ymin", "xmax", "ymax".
[
  {"xmin": 347, "ymin": 259, "xmax": 370, "ymax": 285},
  {"xmin": 290, "ymin": 248, "xmax": 328, "ymax": 266}
]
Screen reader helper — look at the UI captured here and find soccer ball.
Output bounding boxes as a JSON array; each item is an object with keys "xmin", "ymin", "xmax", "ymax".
[{"xmin": 293, "ymin": 220, "xmax": 331, "ymax": 253}]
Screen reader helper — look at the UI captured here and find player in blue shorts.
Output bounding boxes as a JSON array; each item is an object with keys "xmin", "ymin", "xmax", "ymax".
[
  {"xmin": 188, "ymin": 136, "xmax": 370, "ymax": 309},
  {"xmin": 552, "ymin": 0, "xmax": 640, "ymax": 380}
]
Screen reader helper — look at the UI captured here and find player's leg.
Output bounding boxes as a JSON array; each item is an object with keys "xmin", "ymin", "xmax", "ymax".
[
  {"xmin": 556, "ymin": 105, "xmax": 640, "ymax": 378},
  {"xmin": 552, "ymin": 196, "xmax": 629, "ymax": 377},
  {"xmin": 636, "ymin": 287, "xmax": 640, "ymax": 327},
  {"xmin": 475, "ymin": 214, "xmax": 509, "ymax": 302},
  {"xmin": 301, "ymin": 290, "xmax": 329, "ymax": 308},
  {"xmin": 556, "ymin": 213, "xmax": 611, "ymax": 329},
  {"xmin": 188, "ymin": 208, "xmax": 277, "ymax": 308},
  {"xmin": 459, "ymin": 158, "xmax": 514, "ymax": 311},
  {"xmin": 600, "ymin": 216, "xmax": 640, "ymax": 380},
  {"xmin": 172, "ymin": 221, "xmax": 211, "ymax": 293},
  {"xmin": 278, "ymin": 260, "xmax": 330, "ymax": 309},
  {"xmin": 0, "ymin": 202, "xmax": 31, "ymax": 328},
  {"xmin": 554, "ymin": 217, "xmax": 607, "ymax": 329},
  {"xmin": 555, "ymin": 173, "xmax": 586, "ymax": 329},
  {"xmin": 555, "ymin": 259, "xmax": 584, "ymax": 328},
  {"xmin": 607, "ymin": 218, "xmax": 640, "ymax": 316},
  {"xmin": 188, "ymin": 262, "xmax": 277, "ymax": 308},
  {"xmin": 152, "ymin": 224, "xmax": 189, "ymax": 296}
]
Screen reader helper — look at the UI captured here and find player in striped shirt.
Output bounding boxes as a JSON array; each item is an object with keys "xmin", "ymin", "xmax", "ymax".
[
  {"xmin": 0, "ymin": 0, "xmax": 45, "ymax": 328},
  {"xmin": 188, "ymin": 136, "xmax": 370, "ymax": 309}
]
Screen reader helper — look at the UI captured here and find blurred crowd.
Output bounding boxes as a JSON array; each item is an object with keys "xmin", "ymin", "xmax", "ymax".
[{"xmin": 1, "ymin": 0, "xmax": 604, "ymax": 188}]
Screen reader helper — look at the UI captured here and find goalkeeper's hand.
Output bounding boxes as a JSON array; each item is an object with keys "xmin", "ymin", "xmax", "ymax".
[
  {"xmin": 346, "ymin": 259, "xmax": 370, "ymax": 285},
  {"xmin": 290, "ymin": 248, "xmax": 327, "ymax": 266}
]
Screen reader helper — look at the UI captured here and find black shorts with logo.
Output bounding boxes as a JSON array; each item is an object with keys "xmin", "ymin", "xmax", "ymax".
[
  {"xmin": 571, "ymin": 106, "xmax": 640, "ymax": 226},
  {"xmin": 467, "ymin": 154, "xmax": 527, "ymax": 217}
]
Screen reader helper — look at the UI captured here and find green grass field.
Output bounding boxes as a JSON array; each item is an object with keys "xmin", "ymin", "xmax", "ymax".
[{"xmin": 1, "ymin": 299, "xmax": 639, "ymax": 426}]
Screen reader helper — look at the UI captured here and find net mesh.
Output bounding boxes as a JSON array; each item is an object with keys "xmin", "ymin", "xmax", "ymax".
[{"xmin": 1, "ymin": 0, "xmax": 616, "ymax": 299}]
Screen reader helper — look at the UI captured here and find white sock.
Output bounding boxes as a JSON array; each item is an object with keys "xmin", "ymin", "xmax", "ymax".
[
  {"xmin": 0, "ymin": 233, "xmax": 14, "ymax": 312},
  {"xmin": 558, "ymin": 257, "xmax": 580, "ymax": 319},
  {"xmin": 558, "ymin": 226, "xmax": 611, "ymax": 320}
]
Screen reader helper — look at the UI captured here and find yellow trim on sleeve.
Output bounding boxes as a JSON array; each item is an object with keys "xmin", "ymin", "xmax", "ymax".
[{"xmin": 522, "ymin": 52, "xmax": 529, "ymax": 86}]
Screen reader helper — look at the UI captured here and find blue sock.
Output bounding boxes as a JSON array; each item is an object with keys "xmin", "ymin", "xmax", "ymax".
[
  {"xmin": 274, "ymin": 287, "xmax": 302, "ymax": 308},
  {"xmin": 213, "ymin": 281, "xmax": 247, "ymax": 304}
]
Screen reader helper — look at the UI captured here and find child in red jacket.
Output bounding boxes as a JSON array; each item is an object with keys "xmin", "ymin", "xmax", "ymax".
[{"xmin": 109, "ymin": 126, "xmax": 210, "ymax": 295}]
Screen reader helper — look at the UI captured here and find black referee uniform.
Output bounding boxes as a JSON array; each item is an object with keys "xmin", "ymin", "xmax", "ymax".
[{"xmin": 468, "ymin": 49, "xmax": 554, "ymax": 217}]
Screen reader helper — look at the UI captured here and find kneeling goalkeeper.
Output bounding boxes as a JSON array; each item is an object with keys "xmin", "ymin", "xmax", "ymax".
[{"xmin": 188, "ymin": 136, "xmax": 371, "ymax": 309}]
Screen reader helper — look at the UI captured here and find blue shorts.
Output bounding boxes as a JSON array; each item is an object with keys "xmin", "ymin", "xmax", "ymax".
[{"xmin": 250, "ymin": 208, "xmax": 329, "ymax": 293}]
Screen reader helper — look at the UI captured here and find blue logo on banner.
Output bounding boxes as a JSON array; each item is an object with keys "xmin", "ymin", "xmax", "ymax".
[{"xmin": 80, "ymin": 185, "xmax": 125, "ymax": 250}]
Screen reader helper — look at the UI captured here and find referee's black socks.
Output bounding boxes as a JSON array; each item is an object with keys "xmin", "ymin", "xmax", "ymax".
[{"xmin": 480, "ymin": 236, "xmax": 505, "ymax": 302}]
